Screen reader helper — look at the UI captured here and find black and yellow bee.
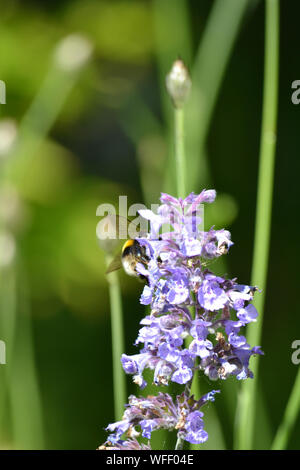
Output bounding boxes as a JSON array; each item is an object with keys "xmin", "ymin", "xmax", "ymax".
[
  {"xmin": 101, "ymin": 215, "xmax": 150, "ymax": 279},
  {"xmin": 106, "ymin": 238, "xmax": 149, "ymax": 278}
]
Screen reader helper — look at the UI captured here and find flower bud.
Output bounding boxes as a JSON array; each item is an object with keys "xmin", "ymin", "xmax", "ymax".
[
  {"xmin": 166, "ymin": 59, "xmax": 191, "ymax": 108},
  {"xmin": 54, "ymin": 34, "xmax": 93, "ymax": 72}
]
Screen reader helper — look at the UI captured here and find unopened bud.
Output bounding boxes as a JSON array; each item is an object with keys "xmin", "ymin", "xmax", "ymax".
[
  {"xmin": 54, "ymin": 34, "xmax": 93, "ymax": 72},
  {"xmin": 166, "ymin": 59, "xmax": 191, "ymax": 108}
]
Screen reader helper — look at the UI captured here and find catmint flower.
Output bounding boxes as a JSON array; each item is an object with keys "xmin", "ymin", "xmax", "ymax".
[
  {"xmin": 101, "ymin": 391, "xmax": 219, "ymax": 448},
  {"xmin": 100, "ymin": 190, "xmax": 263, "ymax": 449},
  {"xmin": 120, "ymin": 191, "xmax": 263, "ymax": 388}
]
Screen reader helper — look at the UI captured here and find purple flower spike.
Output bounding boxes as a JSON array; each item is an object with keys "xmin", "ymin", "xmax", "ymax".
[
  {"xmin": 101, "ymin": 190, "xmax": 263, "ymax": 450},
  {"xmin": 102, "ymin": 390, "xmax": 219, "ymax": 448}
]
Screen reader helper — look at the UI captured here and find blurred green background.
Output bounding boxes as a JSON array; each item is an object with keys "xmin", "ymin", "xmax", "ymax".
[{"xmin": 0, "ymin": 0, "xmax": 299, "ymax": 450}]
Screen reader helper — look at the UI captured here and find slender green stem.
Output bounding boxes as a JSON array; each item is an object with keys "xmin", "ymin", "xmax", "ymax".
[
  {"xmin": 188, "ymin": 294, "xmax": 201, "ymax": 448},
  {"xmin": 271, "ymin": 368, "xmax": 300, "ymax": 449},
  {"xmin": 106, "ymin": 255, "xmax": 126, "ymax": 421},
  {"xmin": 175, "ymin": 437, "xmax": 184, "ymax": 451},
  {"xmin": 9, "ymin": 259, "xmax": 45, "ymax": 449},
  {"xmin": 0, "ymin": 263, "xmax": 17, "ymax": 443},
  {"xmin": 175, "ymin": 108, "xmax": 186, "ymax": 199},
  {"xmin": 235, "ymin": 0, "xmax": 279, "ymax": 450}
]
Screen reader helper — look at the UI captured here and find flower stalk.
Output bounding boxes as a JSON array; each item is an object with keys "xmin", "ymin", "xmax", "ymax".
[
  {"xmin": 106, "ymin": 255, "xmax": 126, "ymax": 421},
  {"xmin": 271, "ymin": 367, "xmax": 300, "ymax": 450},
  {"xmin": 174, "ymin": 108, "xmax": 186, "ymax": 200},
  {"xmin": 166, "ymin": 59, "xmax": 191, "ymax": 199},
  {"xmin": 235, "ymin": 0, "xmax": 279, "ymax": 450},
  {"xmin": 100, "ymin": 191, "xmax": 263, "ymax": 450}
]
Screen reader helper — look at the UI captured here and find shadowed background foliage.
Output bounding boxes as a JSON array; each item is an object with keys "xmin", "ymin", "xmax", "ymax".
[{"xmin": 0, "ymin": 0, "xmax": 299, "ymax": 449}]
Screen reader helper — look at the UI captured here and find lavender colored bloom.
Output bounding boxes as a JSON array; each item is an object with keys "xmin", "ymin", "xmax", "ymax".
[
  {"xmin": 237, "ymin": 304, "xmax": 258, "ymax": 325},
  {"xmin": 102, "ymin": 390, "xmax": 219, "ymax": 448},
  {"xmin": 158, "ymin": 342, "xmax": 181, "ymax": 363},
  {"xmin": 121, "ymin": 353, "xmax": 149, "ymax": 376},
  {"xmin": 181, "ymin": 237, "xmax": 202, "ymax": 257},
  {"xmin": 200, "ymin": 330, "xmax": 264, "ymax": 381},
  {"xmin": 120, "ymin": 191, "xmax": 263, "ymax": 390},
  {"xmin": 184, "ymin": 411, "xmax": 208, "ymax": 444},
  {"xmin": 190, "ymin": 319, "xmax": 211, "ymax": 340},
  {"xmin": 189, "ymin": 338, "xmax": 213, "ymax": 359},
  {"xmin": 198, "ymin": 274, "xmax": 228, "ymax": 311},
  {"xmin": 172, "ymin": 365, "xmax": 193, "ymax": 384},
  {"xmin": 100, "ymin": 190, "xmax": 263, "ymax": 450},
  {"xmin": 140, "ymin": 285, "xmax": 153, "ymax": 305},
  {"xmin": 166, "ymin": 271, "xmax": 190, "ymax": 305}
]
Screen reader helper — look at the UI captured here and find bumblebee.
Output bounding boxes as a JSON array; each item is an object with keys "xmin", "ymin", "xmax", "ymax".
[
  {"xmin": 106, "ymin": 238, "xmax": 149, "ymax": 278},
  {"xmin": 100, "ymin": 215, "xmax": 149, "ymax": 279},
  {"xmin": 120, "ymin": 239, "xmax": 149, "ymax": 277}
]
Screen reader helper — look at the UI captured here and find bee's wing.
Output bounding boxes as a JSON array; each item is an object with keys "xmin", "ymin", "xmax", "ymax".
[{"xmin": 106, "ymin": 253, "xmax": 123, "ymax": 274}]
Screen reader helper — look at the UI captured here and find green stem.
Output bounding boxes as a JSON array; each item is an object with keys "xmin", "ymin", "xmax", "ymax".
[
  {"xmin": 271, "ymin": 368, "xmax": 300, "ymax": 449},
  {"xmin": 9, "ymin": 260, "xmax": 45, "ymax": 449},
  {"xmin": 175, "ymin": 108, "xmax": 186, "ymax": 199},
  {"xmin": 175, "ymin": 437, "xmax": 184, "ymax": 451},
  {"xmin": 106, "ymin": 256, "xmax": 126, "ymax": 421},
  {"xmin": 0, "ymin": 263, "xmax": 17, "ymax": 443},
  {"xmin": 235, "ymin": 0, "xmax": 279, "ymax": 450}
]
